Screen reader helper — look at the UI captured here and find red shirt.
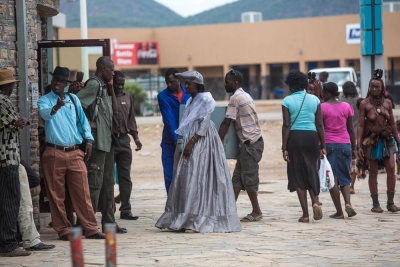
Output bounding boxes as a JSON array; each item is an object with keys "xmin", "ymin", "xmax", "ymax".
[{"xmin": 173, "ymin": 89, "xmax": 183, "ymax": 104}]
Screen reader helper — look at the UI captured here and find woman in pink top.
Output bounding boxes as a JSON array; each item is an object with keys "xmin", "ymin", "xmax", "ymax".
[{"xmin": 321, "ymin": 82, "xmax": 357, "ymax": 219}]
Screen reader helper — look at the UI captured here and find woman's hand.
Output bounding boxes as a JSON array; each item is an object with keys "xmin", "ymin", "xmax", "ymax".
[
  {"xmin": 183, "ymin": 140, "xmax": 195, "ymax": 158},
  {"xmin": 320, "ymin": 148, "xmax": 327, "ymax": 159},
  {"xmin": 358, "ymin": 147, "xmax": 364, "ymax": 161},
  {"xmin": 351, "ymin": 149, "xmax": 358, "ymax": 159},
  {"xmin": 283, "ymin": 150, "xmax": 290, "ymax": 162}
]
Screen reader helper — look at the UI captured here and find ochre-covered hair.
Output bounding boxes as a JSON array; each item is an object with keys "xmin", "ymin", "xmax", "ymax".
[
  {"xmin": 367, "ymin": 69, "xmax": 385, "ymax": 98},
  {"xmin": 307, "ymin": 72, "xmax": 322, "ymax": 99}
]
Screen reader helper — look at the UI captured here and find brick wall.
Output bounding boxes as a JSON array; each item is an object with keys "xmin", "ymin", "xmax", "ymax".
[{"xmin": 0, "ymin": 0, "xmax": 59, "ymax": 173}]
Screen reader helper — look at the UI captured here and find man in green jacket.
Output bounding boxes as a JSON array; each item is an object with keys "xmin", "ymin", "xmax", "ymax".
[{"xmin": 77, "ymin": 56, "xmax": 127, "ymax": 233}]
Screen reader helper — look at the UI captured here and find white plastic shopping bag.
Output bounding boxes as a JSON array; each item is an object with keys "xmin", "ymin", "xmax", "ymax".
[{"xmin": 319, "ymin": 156, "xmax": 335, "ymax": 192}]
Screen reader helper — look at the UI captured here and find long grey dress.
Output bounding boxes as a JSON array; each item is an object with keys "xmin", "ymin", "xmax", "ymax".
[{"xmin": 155, "ymin": 114, "xmax": 242, "ymax": 233}]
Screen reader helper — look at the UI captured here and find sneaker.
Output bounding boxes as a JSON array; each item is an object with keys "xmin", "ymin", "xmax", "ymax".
[
  {"xmin": 26, "ymin": 242, "xmax": 55, "ymax": 251},
  {"xmin": 0, "ymin": 247, "xmax": 31, "ymax": 257}
]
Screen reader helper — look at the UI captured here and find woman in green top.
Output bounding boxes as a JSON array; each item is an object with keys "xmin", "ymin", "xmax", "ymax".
[{"xmin": 281, "ymin": 71, "xmax": 326, "ymax": 223}]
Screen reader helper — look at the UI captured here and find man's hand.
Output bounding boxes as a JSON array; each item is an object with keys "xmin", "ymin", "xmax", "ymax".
[
  {"xmin": 54, "ymin": 96, "xmax": 66, "ymax": 110},
  {"xmin": 183, "ymin": 140, "xmax": 194, "ymax": 158},
  {"xmin": 283, "ymin": 150, "xmax": 290, "ymax": 162},
  {"xmin": 68, "ymin": 81, "xmax": 84, "ymax": 94},
  {"xmin": 85, "ymin": 142, "xmax": 92, "ymax": 161},
  {"xmin": 134, "ymin": 139, "xmax": 142, "ymax": 151},
  {"xmin": 106, "ymin": 80, "xmax": 114, "ymax": 96},
  {"xmin": 13, "ymin": 116, "xmax": 28, "ymax": 129},
  {"xmin": 89, "ymin": 121, "xmax": 97, "ymax": 132}
]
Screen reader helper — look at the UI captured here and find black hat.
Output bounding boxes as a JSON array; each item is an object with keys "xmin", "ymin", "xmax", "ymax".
[{"xmin": 49, "ymin": 66, "xmax": 72, "ymax": 82}]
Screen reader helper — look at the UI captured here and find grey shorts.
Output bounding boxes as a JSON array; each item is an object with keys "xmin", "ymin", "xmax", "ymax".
[{"xmin": 232, "ymin": 137, "xmax": 264, "ymax": 192}]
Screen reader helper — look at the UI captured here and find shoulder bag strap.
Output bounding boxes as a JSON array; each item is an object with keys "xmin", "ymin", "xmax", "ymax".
[
  {"xmin": 87, "ymin": 76, "xmax": 104, "ymax": 122},
  {"xmin": 289, "ymin": 92, "xmax": 307, "ymax": 130},
  {"xmin": 66, "ymin": 93, "xmax": 84, "ymax": 138}
]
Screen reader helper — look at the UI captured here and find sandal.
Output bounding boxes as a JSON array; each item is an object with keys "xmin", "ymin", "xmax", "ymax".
[
  {"xmin": 298, "ymin": 217, "xmax": 309, "ymax": 223},
  {"xmin": 313, "ymin": 204, "xmax": 323, "ymax": 220},
  {"xmin": 329, "ymin": 213, "xmax": 344, "ymax": 219},
  {"xmin": 345, "ymin": 206, "xmax": 357, "ymax": 217},
  {"xmin": 241, "ymin": 214, "xmax": 262, "ymax": 222},
  {"xmin": 184, "ymin": 229, "xmax": 198, "ymax": 233}
]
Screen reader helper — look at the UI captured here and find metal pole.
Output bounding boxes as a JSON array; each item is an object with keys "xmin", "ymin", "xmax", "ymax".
[
  {"xmin": 104, "ymin": 223, "xmax": 117, "ymax": 267},
  {"xmin": 371, "ymin": 0, "xmax": 375, "ymax": 76},
  {"xmin": 80, "ymin": 0, "xmax": 89, "ymax": 79},
  {"xmin": 15, "ymin": 0, "xmax": 30, "ymax": 164},
  {"xmin": 70, "ymin": 227, "xmax": 84, "ymax": 267}
]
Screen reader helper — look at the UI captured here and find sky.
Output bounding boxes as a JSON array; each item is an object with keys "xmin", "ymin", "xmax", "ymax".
[{"xmin": 154, "ymin": 0, "xmax": 238, "ymax": 17}]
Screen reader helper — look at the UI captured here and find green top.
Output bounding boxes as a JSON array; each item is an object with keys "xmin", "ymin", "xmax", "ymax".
[{"xmin": 77, "ymin": 77, "xmax": 113, "ymax": 152}]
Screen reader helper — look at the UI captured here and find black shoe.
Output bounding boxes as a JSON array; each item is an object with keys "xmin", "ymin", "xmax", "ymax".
[
  {"xmin": 27, "ymin": 242, "xmax": 55, "ymax": 251},
  {"xmin": 120, "ymin": 212, "xmax": 139, "ymax": 220},
  {"xmin": 117, "ymin": 225, "xmax": 128, "ymax": 234},
  {"xmin": 59, "ymin": 234, "xmax": 69, "ymax": 241},
  {"xmin": 86, "ymin": 232, "xmax": 105, "ymax": 239}
]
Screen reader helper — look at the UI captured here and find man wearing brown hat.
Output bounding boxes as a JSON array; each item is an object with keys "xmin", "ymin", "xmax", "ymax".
[
  {"xmin": 0, "ymin": 69, "xmax": 31, "ymax": 257},
  {"xmin": 39, "ymin": 66, "xmax": 105, "ymax": 240}
]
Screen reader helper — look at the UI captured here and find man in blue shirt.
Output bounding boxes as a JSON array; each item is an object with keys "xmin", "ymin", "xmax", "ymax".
[
  {"xmin": 157, "ymin": 68, "xmax": 190, "ymax": 192},
  {"xmin": 38, "ymin": 66, "xmax": 104, "ymax": 241}
]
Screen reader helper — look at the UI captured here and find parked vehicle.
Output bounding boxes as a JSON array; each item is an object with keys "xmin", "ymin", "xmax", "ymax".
[{"xmin": 309, "ymin": 67, "xmax": 360, "ymax": 95}]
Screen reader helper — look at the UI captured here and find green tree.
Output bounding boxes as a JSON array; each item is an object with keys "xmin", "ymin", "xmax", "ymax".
[{"xmin": 124, "ymin": 82, "xmax": 147, "ymax": 115}]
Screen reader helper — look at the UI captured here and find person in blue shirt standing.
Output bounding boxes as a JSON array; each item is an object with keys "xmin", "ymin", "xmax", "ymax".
[
  {"xmin": 38, "ymin": 66, "xmax": 104, "ymax": 240},
  {"xmin": 157, "ymin": 68, "xmax": 190, "ymax": 193}
]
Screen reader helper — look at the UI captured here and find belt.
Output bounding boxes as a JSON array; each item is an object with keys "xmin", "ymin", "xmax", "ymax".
[
  {"xmin": 244, "ymin": 136, "xmax": 263, "ymax": 145},
  {"xmin": 113, "ymin": 133, "xmax": 127, "ymax": 138},
  {"xmin": 46, "ymin": 143, "xmax": 79, "ymax": 152}
]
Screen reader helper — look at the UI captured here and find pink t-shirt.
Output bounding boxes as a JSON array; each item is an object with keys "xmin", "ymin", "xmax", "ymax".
[{"xmin": 321, "ymin": 102, "xmax": 354, "ymax": 144}]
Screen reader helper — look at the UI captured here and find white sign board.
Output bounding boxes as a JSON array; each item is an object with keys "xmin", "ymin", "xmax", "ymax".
[
  {"xmin": 346, "ymin": 23, "xmax": 361, "ymax": 44},
  {"xmin": 31, "ymin": 83, "xmax": 39, "ymax": 109}
]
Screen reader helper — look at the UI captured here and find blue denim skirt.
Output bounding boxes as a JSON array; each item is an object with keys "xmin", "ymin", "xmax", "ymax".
[{"xmin": 326, "ymin": 143, "xmax": 351, "ymax": 187}]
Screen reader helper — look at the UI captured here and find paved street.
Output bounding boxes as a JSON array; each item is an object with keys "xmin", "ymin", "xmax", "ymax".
[
  {"xmin": 3, "ymin": 170, "xmax": 400, "ymax": 267},
  {"xmin": 3, "ymin": 104, "xmax": 400, "ymax": 267}
]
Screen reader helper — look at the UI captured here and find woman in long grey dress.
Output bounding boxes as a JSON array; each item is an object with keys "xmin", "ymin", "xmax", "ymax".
[{"xmin": 155, "ymin": 71, "xmax": 241, "ymax": 233}]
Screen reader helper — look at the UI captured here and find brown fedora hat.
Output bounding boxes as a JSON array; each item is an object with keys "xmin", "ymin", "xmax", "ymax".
[{"xmin": 0, "ymin": 69, "xmax": 20, "ymax": 86}]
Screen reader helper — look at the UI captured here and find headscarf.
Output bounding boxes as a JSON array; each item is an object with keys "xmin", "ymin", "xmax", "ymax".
[{"xmin": 175, "ymin": 92, "xmax": 215, "ymax": 139}]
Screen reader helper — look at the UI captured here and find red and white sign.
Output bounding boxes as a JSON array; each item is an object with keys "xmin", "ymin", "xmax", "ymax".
[{"xmin": 112, "ymin": 41, "xmax": 159, "ymax": 66}]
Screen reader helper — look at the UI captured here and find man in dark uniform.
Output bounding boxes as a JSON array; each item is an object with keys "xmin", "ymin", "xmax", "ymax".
[{"xmin": 112, "ymin": 71, "xmax": 142, "ymax": 220}]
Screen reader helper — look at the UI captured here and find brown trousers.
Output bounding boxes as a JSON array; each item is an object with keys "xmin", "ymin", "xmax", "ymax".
[{"xmin": 42, "ymin": 147, "xmax": 98, "ymax": 237}]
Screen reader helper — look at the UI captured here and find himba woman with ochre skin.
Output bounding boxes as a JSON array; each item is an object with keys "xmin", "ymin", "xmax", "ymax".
[
  {"xmin": 307, "ymin": 72, "xmax": 322, "ymax": 100},
  {"xmin": 358, "ymin": 69, "xmax": 400, "ymax": 213}
]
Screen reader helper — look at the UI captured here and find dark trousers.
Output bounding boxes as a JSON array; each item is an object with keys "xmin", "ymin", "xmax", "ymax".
[
  {"xmin": 161, "ymin": 143, "xmax": 175, "ymax": 193},
  {"xmin": 86, "ymin": 147, "xmax": 115, "ymax": 225},
  {"xmin": 0, "ymin": 165, "xmax": 20, "ymax": 253},
  {"xmin": 113, "ymin": 134, "xmax": 133, "ymax": 214}
]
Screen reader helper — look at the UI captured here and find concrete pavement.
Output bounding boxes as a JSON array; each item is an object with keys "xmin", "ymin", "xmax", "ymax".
[{"xmin": 3, "ymin": 170, "xmax": 400, "ymax": 267}]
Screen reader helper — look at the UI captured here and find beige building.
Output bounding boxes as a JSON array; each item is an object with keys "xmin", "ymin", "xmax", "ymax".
[{"xmin": 57, "ymin": 12, "xmax": 400, "ymax": 100}]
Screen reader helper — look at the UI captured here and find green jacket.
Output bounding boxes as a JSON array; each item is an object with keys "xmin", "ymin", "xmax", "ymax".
[{"xmin": 77, "ymin": 77, "xmax": 113, "ymax": 152}]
